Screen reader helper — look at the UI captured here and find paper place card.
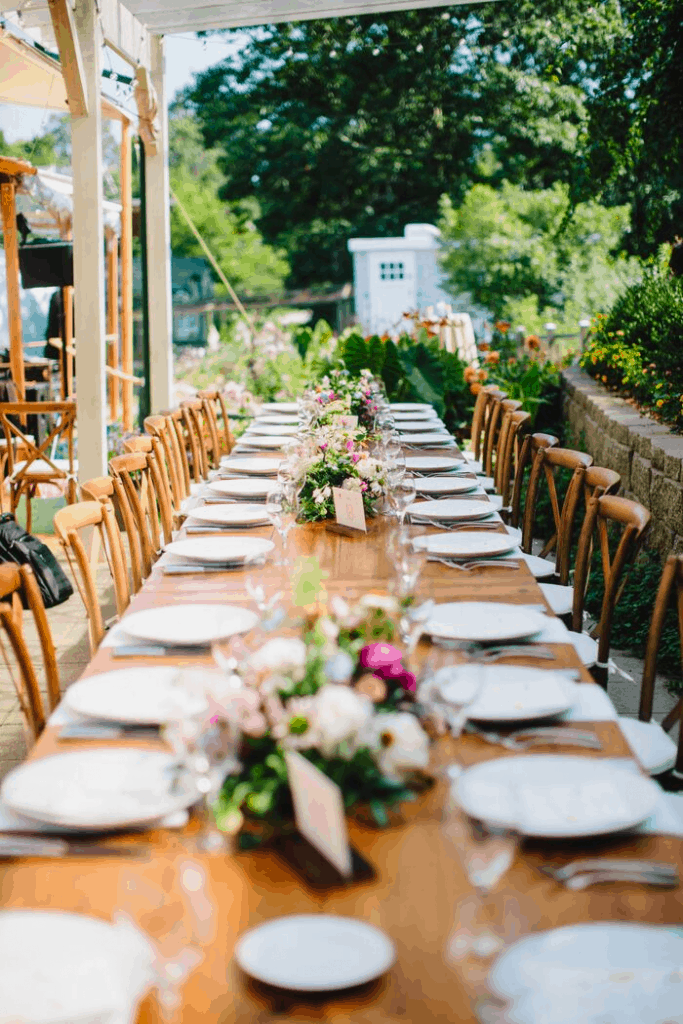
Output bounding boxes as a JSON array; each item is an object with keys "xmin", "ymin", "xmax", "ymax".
[
  {"xmin": 332, "ymin": 486, "xmax": 366, "ymax": 532},
  {"xmin": 334, "ymin": 414, "xmax": 358, "ymax": 429},
  {"xmin": 285, "ymin": 750, "xmax": 353, "ymax": 877}
]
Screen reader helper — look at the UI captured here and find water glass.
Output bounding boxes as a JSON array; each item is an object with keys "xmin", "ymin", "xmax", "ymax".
[
  {"xmin": 265, "ymin": 485, "xmax": 297, "ymax": 563},
  {"xmin": 391, "ymin": 476, "xmax": 417, "ymax": 528}
]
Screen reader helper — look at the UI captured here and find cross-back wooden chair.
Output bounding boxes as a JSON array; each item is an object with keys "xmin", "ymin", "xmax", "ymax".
[
  {"xmin": 0, "ymin": 401, "xmax": 77, "ymax": 532},
  {"xmin": 493, "ymin": 408, "xmax": 532, "ymax": 513},
  {"xmin": 197, "ymin": 388, "xmax": 234, "ymax": 459},
  {"xmin": 509, "ymin": 432, "xmax": 559, "ymax": 531},
  {"xmin": 481, "ymin": 389, "xmax": 508, "ymax": 478},
  {"xmin": 53, "ymin": 499, "xmax": 130, "ymax": 656},
  {"xmin": 466, "ymin": 384, "xmax": 499, "ymax": 465},
  {"xmin": 521, "ymin": 446, "xmax": 594, "ymax": 561},
  {"xmin": 121, "ymin": 435, "xmax": 174, "ymax": 544},
  {"xmin": 0, "ymin": 563, "xmax": 60, "ymax": 745},
  {"xmin": 181, "ymin": 399, "xmax": 213, "ymax": 480},
  {"xmin": 571, "ymin": 494, "xmax": 651, "ymax": 687},
  {"xmin": 144, "ymin": 415, "xmax": 185, "ymax": 510},
  {"xmin": 81, "ymin": 476, "xmax": 144, "ymax": 594},
  {"xmin": 166, "ymin": 408, "xmax": 192, "ymax": 497}
]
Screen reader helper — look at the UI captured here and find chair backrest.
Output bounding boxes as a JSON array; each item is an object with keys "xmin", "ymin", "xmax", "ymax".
[
  {"xmin": 522, "ymin": 446, "xmax": 594, "ymax": 563},
  {"xmin": 181, "ymin": 399, "xmax": 211, "ymax": 480},
  {"xmin": 640, "ymin": 554, "xmax": 683, "ymax": 770},
  {"xmin": 555, "ymin": 465, "xmax": 622, "ymax": 584},
  {"xmin": 0, "ymin": 563, "xmax": 60, "ymax": 743},
  {"xmin": 197, "ymin": 388, "xmax": 234, "ymax": 458},
  {"xmin": 572, "ymin": 494, "xmax": 651, "ymax": 672},
  {"xmin": 482, "ymin": 389, "xmax": 508, "ymax": 477},
  {"xmin": 509, "ymin": 432, "xmax": 559, "ymax": 530},
  {"xmin": 0, "ymin": 400, "xmax": 77, "ymax": 502},
  {"xmin": 120, "ymin": 436, "xmax": 174, "ymax": 544},
  {"xmin": 469, "ymin": 384, "xmax": 497, "ymax": 461},
  {"xmin": 144, "ymin": 414, "xmax": 184, "ymax": 509},
  {"xmin": 494, "ymin": 408, "xmax": 532, "ymax": 509},
  {"xmin": 80, "ymin": 475, "xmax": 143, "ymax": 594},
  {"xmin": 53, "ymin": 499, "xmax": 130, "ymax": 655},
  {"xmin": 166, "ymin": 408, "xmax": 192, "ymax": 495}
]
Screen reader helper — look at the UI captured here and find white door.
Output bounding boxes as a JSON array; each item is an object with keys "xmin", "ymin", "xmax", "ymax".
[{"xmin": 368, "ymin": 250, "xmax": 415, "ymax": 336}]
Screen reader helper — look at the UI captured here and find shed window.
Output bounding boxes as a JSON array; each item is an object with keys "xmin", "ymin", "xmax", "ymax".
[{"xmin": 379, "ymin": 261, "xmax": 404, "ymax": 281}]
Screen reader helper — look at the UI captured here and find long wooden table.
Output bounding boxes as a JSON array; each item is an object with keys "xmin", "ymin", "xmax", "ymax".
[{"xmin": 6, "ymin": 442, "xmax": 683, "ymax": 1022}]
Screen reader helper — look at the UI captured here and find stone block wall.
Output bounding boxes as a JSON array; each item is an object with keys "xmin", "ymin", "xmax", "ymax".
[{"xmin": 562, "ymin": 365, "xmax": 683, "ymax": 556}]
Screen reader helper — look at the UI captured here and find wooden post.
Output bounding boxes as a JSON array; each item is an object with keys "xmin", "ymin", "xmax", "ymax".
[
  {"xmin": 1, "ymin": 181, "xmax": 25, "ymax": 400},
  {"xmin": 63, "ymin": 285, "xmax": 74, "ymax": 398},
  {"xmin": 120, "ymin": 118, "xmax": 134, "ymax": 432},
  {"xmin": 72, "ymin": 0, "xmax": 106, "ymax": 482},
  {"xmin": 106, "ymin": 226, "xmax": 119, "ymax": 421}
]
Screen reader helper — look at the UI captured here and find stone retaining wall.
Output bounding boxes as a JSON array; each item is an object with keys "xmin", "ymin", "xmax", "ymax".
[{"xmin": 561, "ymin": 365, "xmax": 683, "ymax": 555}]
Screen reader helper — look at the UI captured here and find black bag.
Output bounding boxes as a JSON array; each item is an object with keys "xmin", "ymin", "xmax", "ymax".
[{"xmin": 0, "ymin": 514, "xmax": 73, "ymax": 609}]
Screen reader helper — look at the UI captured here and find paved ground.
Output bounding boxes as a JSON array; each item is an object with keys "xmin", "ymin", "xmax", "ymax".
[{"xmin": 0, "ymin": 540, "xmax": 678, "ymax": 780}]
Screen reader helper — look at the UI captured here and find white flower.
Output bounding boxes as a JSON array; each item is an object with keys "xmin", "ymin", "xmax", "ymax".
[
  {"xmin": 342, "ymin": 477, "xmax": 361, "ymax": 491},
  {"xmin": 324, "ymin": 650, "xmax": 355, "ymax": 684},
  {"xmin": 248, "ymin": 638, "xmax": 307, "ymax": 676},
  {"xmin": 360, "ymin": 593, "xmax": 399, "ymax": 615},
  {"xmin": 272, "ymin": 696, "xmax": 321, "ymax": 750},
  {"xmin": 368, "ymin": 713, "xmax": 430, "ymax": 782},
  {"xmin": 313, "ymin": 684, "xmax": 373, "ymax": 757}
]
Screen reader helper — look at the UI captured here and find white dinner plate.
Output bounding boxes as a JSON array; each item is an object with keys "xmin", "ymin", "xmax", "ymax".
[
  {"xmin": 425, "ymin": 601, "xmax": 547, "ymax": 643},
  {"xmin": 238, "ymin": 434, "xmax": 292, "ymax": 449},
  {"xmin": 455, "ymin": 755, "xmax": 661, "ymax": 838},
  {"xmin": 396, "ymin": 420, "xmax": 444, "ymax": 432},
  {"xmin": 489, "ymin": 923, "xmax": 683, "ymax": 1024},
  {"xmin": 258, "ymin": 402, "xmax": 299, "ymax": 413},
  {"xmin": 209, "ymin": 477, "xmax": 274, "ymax": 499},
  {"xmin": 1, "ymin": 748, "xmax": 198, "ymax": 830},
  {"xmin": 400, "ymin": 432, "xmax": 454, "ymax": 445},
  {"xmin": 63, "ymin": 667, "xmax": 209, "ymax": 724},
  {"xmin": 435, "ymin": 664, "xmax": 575, "ymax": 722},
  {"xmin": 390, "ymin": 402, "xmax": 434, "ymax": 412},
  {"xmin": 0, "ymin": 910, "xmax": 154, "ymax": 1024},
  {"xmin": 121, "ymin": 603, "xmax": 258, "ymax": 645},
  {"xmin": 235, "ymin": 914, "xmax": 396, "ymax": 991},
  {"xmin": 413, "ymin": 531, "xmax": 518, "ymax": 559},
  {"xmin": 392, "ymin": 410, "xmax": 438, "ymax": 421},
  {"xmin": 254, "ymin": 414, "xmax": 300, "ymax": 425},
  {"xmin": 413, "ymin": 476, "xmax": 478, "ymax": 495},
  {"xmin": 164, "ymin": 536, "xmax": 274, "ymax": 565},
  {"xmin": 408, "ymin": 499, "xmax": 496, "ymax": 521},
  {"xmin": 220, "ymin": 457, "xmax": 282, "ymax": 475},
  {"xmin": 405, "ymin": 456, "xmax": 465, "ymax": 474},
  {"xmin": 247, "ymin": 424, "xmax": 299, "ymax": 436},
  {"xmin": 188, "ymin": 503, "xmax": 270, "ymax": 526}
]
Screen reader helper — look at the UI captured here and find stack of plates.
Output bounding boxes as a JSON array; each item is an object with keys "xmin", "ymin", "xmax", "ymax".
[
  {"xmin": 220, "ymin": 457, "xmax": 282, "ymax": 476},
  {"xmin": 121, "ymin": 603, "xmax": 258, "ymax": 646},
  {"xmin": 238, "ymin": 434, "xmax": 292, "ymax": 449},
  {"xmin": 413, "ymin": 531, "xmax": 518, "ymax": 559},
  {"xmin": 435, "ymin": 663, "xmax": 576, "ymax": 722},
  {"xmin": 400, "ymin": 432, "xmax": 454, "ymax": 446},
  {"xmin": 247, "ymin": 424, "xmax": 299, "ymax": 437},
  {"xmin": 404, "ymin": 456, "xmax": 465, "ymax": 474},
  {"xmin": 390, "ymin": 402, "xmax": 434, "ymax": 412},
  {"xmin": 424, "ymin": 602, "xmax": 548, "ymax": 645},
  {"xmin": 407, "ymin": 498, "xmax": 496, "ymax": 522},
  {"xmin": 164, "ymin": 535, "xmax": 274, "ymax": 565},
  {"xmin": 64, "ymin": 666, "xmax": 209, "ymax": 724},
  {"xmin": 210, "ymin": 477, "xmax": 275, "ymax": 500},
  {"xmin": 188, "ymin": 503, "xmax": 270, "ymax": 527},
  {"xmin": 414, "ymin": 477, "xmax": 479, "ymax": 496},
  {"xmin": 253, "ymin": 414, "xmax": 299, "ymax": 425}
]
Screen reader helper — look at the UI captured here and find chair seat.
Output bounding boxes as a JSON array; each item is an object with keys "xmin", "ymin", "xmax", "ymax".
[
  {"xmin": 539, "ymin": 582, "xmax": 574, "ymax": 616},
  {"xmin": 462, "ymin": 453, "xmax": 483, "ymax": 474},
  {"xmin": 618, "ymin": 716, "xmax": 678, "ymax": 776},
  {"xmin": 190, "ymin": 482, "xmax": 204, "ymax": 496},
  {"xmin": 11, "ymin": 458, "xmax": 77, "ymax": 478},
  {"xmin": 487, "ymin": 494, "xmax": 504, "ymax": 512},
  {"xmin": 479, "ymin": 476, "xmax": 496, "ymax": 492},
  {"xmin": 520, "ymin": 552, "xmax": 556, "ymax": 579},
  {"xmin": 504, "ymin": 525, "xmax": 522, "ymax": 545},
  {"xmin": 566, "ymin": 630, "xmax": 598, "ymax": 667}
]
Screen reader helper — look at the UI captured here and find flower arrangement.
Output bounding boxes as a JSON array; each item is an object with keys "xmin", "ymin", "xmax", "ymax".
[
  {"xmin": 291, "ymin": 423, "xmax": 388, "ymax": 522},
  {"xmin": 213, "ymin": 594, "xmax": 429, "ymax": 845},
  {"xmin": 309, "ymin": 368, "xmax": 382, "ymax": 430}
]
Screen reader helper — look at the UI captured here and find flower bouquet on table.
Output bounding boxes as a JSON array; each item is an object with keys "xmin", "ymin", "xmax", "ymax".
[
  {"xmin": 291, "ymin": 423, "xmax": 388, "ymax": 522},
  {"xmin": 307, "ymin": 368, "xmax": 383, "ymax": 430},
  {"xmin": 212, "ymin": 593, "xmax": 431, "ymax": 847}
]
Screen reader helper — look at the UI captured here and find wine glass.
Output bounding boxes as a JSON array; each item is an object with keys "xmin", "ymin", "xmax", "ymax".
[
  {"xmin": 265, "ymin": 484, "xmax": 297, "ymax": 564},
  {"xmin": 390, "ymin": 542, "xmax": 426, "ymax": 602},
  {"xmin": 391, "ymin": 476, "xmax": 417, "ymax": 528}
]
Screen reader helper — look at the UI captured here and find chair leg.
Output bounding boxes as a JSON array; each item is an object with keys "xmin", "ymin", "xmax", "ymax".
[
  {"xmin": 25, "ymin": 487, "xmax": 34, "ymax": 534},
  {"xmin": 590, "ymin": 663, "xmax": 608, "ymax": 689}
]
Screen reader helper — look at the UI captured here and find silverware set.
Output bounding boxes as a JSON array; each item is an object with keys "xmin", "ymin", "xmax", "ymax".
[
  {"xmin": 0, "ymin": 835, "xmax": 149, "ymax": 859},
  {"xmin": 59, "ymin": 722, "xmax": 161, "ymax": 741},
  {"xmin": 466, "ymin": 723, "xmax": 603, "ymax": 751},
  {"xmin": 162, "ymin": 562, "xmax": 245, "ymax": 575},
  {"xmin": 410, "ymin": 516, "xmax": 498, "ymax": 529},
  {"xmin": 541, "ymin": 858, "xmax": 679, "ymax": 890},
  {"xmin": 428, "ymin": 556, "xmax": 520, "ymax": 571}
]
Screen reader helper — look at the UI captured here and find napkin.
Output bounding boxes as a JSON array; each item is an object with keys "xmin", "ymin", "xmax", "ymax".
[{"xmin": 561, "ymin": 683, "xmax": 618, "ymax": 722}]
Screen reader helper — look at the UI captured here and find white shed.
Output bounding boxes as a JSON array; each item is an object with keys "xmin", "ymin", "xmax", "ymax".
[{"xmin": 348, "ymin": 223, "xmax": 454, "ymax": 337}]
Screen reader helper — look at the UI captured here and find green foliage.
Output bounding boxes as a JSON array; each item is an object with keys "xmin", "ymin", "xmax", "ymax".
[
  {"xmin": 438, "ymin": 181, "xmax": 642, "ymax": 329},
  {"xmin": 580, "ymin": 270, "xmax": 683, "ymax": 429},
  {"xmin": 184, "ymin": 3, "xmax": 628, "ymax": 286},
  {"xmin": 486, "ymin": 354, "xmax": 565, "ymax": 432},
  {"xmin": 169, "ymin": 113, "xmax": 289, "ymax": 296}
]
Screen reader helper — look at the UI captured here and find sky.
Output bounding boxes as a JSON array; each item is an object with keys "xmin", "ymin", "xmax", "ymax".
[{"xmin": 0, "ymin": 31, "xmax": 244, "ymax": 143}]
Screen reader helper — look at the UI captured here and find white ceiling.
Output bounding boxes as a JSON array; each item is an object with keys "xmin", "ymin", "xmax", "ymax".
[{"xmin": 121, "ymin": 0, "xmax": 485, "ymax": 36}]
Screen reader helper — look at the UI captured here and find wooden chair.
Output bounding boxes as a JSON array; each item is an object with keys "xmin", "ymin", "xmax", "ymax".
[
  {"xmin": 464, "ymin": 384, "xmax": 499, "ymax": 466},
  {"xmin": 0, "ymin": 563, "xmax": 60, "ymax": 744},
  {"xmin": 53, "ymin": 499, "xmax": 130, "ymax": 655},
  {"xmin": 509, "ymin": 432, "xmax": 559, "ymax": 531},
  {"xmin": 81, "ymin": 476, "xmax": 144, "ymax": 594},
  {"xmin": 0, "ymin": 401, "xmax": 77, "ymax": 532},
  {"xmin": 612, "ymin": 554, "xmax": 683, "ymax": 779},
  {"xmin": 197, "ymin": 388, "xmax": 234, "ymax": 459},
  {"xmin": 521, "ymin": 446, "xmax": 594, "ymax": 563},
  {"xmin": 120, "ymin": 436, "xmax": 174, "ymax": 544},
  {"xmin": 493, "ymin": 408, "xmax": 532, "ymax": 513},
  {"xmin": 144, "ymin": 414, "xmax": 185, "ymax": 510},
  {"xmin": 481, "ymin": 389, "xmax": 508, "ymax": 478},
  {"xmin": 166, "ymin": 408, "xmax": 192, "ymax": 497},
  {"xmin": 571, "ymin": 494, "xmax": 651, "ymax": 686},
  {"xmin": 181, "ymin": 399, "xmax": 213, "ymax": 480}
]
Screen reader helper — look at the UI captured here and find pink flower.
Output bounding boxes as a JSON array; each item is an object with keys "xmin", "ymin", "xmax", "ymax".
[
  {"xmin": 346, "ymin": 439, "xmax": 354, "ymax": 451},
  {"xmin": 393, "ymin": 670, "xmax": 417, "ymax": 693},
  {"xmin": 352, "ymin": 453, "xmax": 361, "ymax": 463},
  {"xmin": 360, "ymin": 642, "xmax": 403, "ymax": 676},
  {"xmin": 319, "ymin": 442, "xmax": 328, "ymax": 451}
]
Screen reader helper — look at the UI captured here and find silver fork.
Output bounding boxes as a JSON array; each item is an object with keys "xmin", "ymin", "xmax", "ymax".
[
  {"xmin": 428, "ymin": 557, "xmax": 520, "ymax": 571},
  {"xmin": 467, "ymin": 724, "xmax": 603, "ymax": 751},
  {"xmin": 544, "ymin": 858, "xmax": 678, "ymax": 883}
]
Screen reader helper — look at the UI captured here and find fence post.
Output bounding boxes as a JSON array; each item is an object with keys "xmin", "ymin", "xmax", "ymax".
[{"xmin": 579, "ymin": 318, "xmax": 591, "ymax": 351}]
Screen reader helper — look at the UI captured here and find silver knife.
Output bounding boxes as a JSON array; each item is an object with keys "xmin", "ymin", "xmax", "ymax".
[
  {"xmin": 59, "ymin": 723, "xmax": 161, "ymax": 740},
  {"xmin": 0, "ymin": 836, "xmax": 149, "ymax": 858},
  {"xmin": 162, "ymin": 563, "xmax": 245, "ymax": 575},
  {"xmin": 111, "ymin": 643, "xmax": 211, "ymax": 657}
]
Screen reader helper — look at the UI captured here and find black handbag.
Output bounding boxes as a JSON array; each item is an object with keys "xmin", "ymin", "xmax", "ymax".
[{"xmin": 0, "ymin": 513, "xmax": 73, "ymax": 609}]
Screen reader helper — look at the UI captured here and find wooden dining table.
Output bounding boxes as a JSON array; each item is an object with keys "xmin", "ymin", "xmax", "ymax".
[{"xmin": 5, "ymin": 436, "xmax": 683, "ymax": 1023}]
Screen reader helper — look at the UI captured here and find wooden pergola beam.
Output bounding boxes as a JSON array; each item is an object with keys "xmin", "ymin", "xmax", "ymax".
[
  {"xmin": 47, "ymin": 0, "xmax": 89, "ymax": 118},
  {"xmin": 0, "ymin": 180, "xmax": 25, "ymax": 400}
]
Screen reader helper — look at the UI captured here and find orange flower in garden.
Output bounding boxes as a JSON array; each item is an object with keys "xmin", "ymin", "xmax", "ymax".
[
  {"xmin": 484, "ymin": 350, "xmax": 500, "ymax": 364},
  {"xmin": 479, "ymin": 342, "xmax": 490, "ymax": 352},
  {"xmin": 464, "ymin": 366, "xmax": 479, "ymax": 384},
  {"xmin": 657, "ymin": 399, "xmax": 665, "ymax": 408},
  {"xmin": 494, "ymin": 321, "xmax": 511, "ymax": 334},
  {"xmin": 525, "ymin": 335, "xmax": 541, "ymax": 351},
  {"xmin": 508, "ymin": 357, "xmax": 516, "ymax": 366},
  {"xmin": 470, "ymin": 382, "xmax": 482, "ymax": 395},
  {"xmin": 478, "ymin": 369, "xmax": 488, "ymax": 382}
]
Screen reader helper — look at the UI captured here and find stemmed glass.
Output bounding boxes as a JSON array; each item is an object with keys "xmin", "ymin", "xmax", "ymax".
[
  {"xmin": 391, "ymin": 476, "xmax": 417, "ymax": 528},
  {"xmin": 265, "ymin": 484, "xmax": 298, "ymax": 564}
]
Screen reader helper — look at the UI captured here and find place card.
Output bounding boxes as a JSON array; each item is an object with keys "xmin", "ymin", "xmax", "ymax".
[
  {"xmin": 337, "ymin": 414, "xmax": 358, "ymax": 429},
  {"xmin": 285, "ymin": 750, "xmax": 353, "ymax": 877},
  {"xmin": 332, "ymin": 486, "xmax": 366, "ymax": 533}
]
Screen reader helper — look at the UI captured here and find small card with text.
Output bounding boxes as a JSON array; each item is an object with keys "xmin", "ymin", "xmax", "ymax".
[
  {"xmin": 332, "ymin": 486, "xmax": 366, "ymax": 532},
  {"xmin": 285, "ymin": 750, "xmax": 353, "ymax": 877}
]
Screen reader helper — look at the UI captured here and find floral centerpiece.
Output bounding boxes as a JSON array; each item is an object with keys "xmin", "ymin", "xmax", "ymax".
[
  {"xmin": 291, "ymin": 423, "xmax": 388, "ymax": 522},
  {"xmin": 309, "ymin": 368, "xmax": 382, "ymax": 430},
  {"xmin": 212, "ymin": 593, "xmax": 430, "ymax": 846}
]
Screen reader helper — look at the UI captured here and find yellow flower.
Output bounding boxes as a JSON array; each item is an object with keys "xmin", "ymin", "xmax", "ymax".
[{"xmin": 657, "ymin": 399, "xmax": 665, "ymax": 408}]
